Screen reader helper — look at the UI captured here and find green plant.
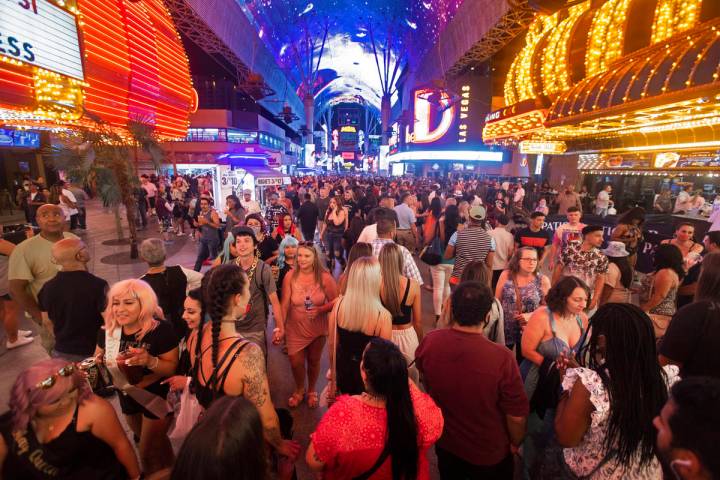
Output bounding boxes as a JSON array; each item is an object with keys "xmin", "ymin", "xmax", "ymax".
[{"xmin": 47, "ymin": 119, "xmax": 163, "ymax": 258}]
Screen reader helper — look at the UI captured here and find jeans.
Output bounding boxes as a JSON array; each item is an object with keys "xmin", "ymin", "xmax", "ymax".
[
  {"xmin": 437, "ymin": 447, "xmax": 513, "ymax": 480},
  {"xmin": 194, "ymin": 237, "xmax": 220, "ymax": 271},
  {"xmin": 595, "ymin": 207, "xmax": 608, "ymax": 217},
  {"xmin": 77, "ymin": 207, "xmax": 87, "ymax": 228},
  {"xmin": 430, "ymin": 263, "xmax": 453, "ymax": 316},
  {"xmin": 325, "ymin": 231, "xmax": 344, "ymax": 260}
]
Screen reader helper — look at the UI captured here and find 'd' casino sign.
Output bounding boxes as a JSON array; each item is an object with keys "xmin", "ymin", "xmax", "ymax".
[{"xmin": 0, "ymin": 0, "xmax": 194, "ymax": 139}]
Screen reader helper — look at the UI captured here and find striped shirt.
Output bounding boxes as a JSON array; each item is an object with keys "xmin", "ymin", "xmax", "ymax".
[
  {"xmin": 371, "ymin": 238, "xmax": 424, "ymax": 286},
  {"xmin": 450, "ymin": 225, "xmax": 495, "ymax": 279}
]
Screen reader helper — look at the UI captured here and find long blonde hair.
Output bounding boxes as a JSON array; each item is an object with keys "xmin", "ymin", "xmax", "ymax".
[
  {"xmin": 379, "ymin": 243, "xmax": 404, "ymax": 317},
  {"xmin": 338, "ymin": 256, "xmax": 389, "ymax": 333},
  {"xmin": 103, "ymin": 279, "xmax": 162, "ymax": 340}
]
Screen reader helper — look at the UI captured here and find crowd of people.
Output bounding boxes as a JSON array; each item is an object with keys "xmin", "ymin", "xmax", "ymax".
[{"xmin": 0, "ymin": 172, "xmax": 719, "ymax": 480}]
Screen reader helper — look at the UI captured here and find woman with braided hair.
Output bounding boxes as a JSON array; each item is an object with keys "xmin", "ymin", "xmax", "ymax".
[
  {"xmin": 188, "ymin": 264, "xmax": 300, "ymax": 460},
  {"xmin": 549, "ymin": 303, "xmax": 679, "ymax": 479}
]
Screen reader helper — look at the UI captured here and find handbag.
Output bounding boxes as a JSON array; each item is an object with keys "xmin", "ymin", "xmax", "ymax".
[
  {"xmin": 168, "ymin": 377, "xmax": 204, "ymax": 446},
  {"xmin": 420, "ymin": 222, "xmax": 443, "ymax": 266}
]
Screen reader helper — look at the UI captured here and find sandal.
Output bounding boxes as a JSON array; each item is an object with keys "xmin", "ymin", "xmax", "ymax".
[
  {"xmin": 288, "ymin": 391, "xmax": 304, "ymax": 408},
  {"xmin": 307, "ymin": 391, "xmax": 319, "ymax": 409}
]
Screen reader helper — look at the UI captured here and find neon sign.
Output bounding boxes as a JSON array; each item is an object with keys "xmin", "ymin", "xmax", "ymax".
[
  {"xmin": 408, "ymin": 88, "xmax": 456, "ymax": 144},
  {"xmin": 458, "ymin": 84, "xmax": 470, "ymax": 143}
]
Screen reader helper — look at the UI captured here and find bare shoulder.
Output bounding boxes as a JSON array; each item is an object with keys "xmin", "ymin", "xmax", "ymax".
[{"xmin": 77, "ymin": 394, "xmax": 115, "ymax": 427}]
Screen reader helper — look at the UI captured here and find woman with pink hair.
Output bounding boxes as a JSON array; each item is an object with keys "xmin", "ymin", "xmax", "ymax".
[
  {"xmin": 94, "ymin": 279, "xmax": 179, "ymax": 475},
  {"xmin": 0, "ymin": 358, "xmax": 140, "ymax": 478}
]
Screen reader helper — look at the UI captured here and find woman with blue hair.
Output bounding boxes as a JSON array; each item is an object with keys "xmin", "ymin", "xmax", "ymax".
[{"xmin": 274, "ymin": 235, "xmax": 299, "ymax": 301}]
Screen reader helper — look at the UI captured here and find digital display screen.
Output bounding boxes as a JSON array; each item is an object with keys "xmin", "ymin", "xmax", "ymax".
[{"xmin": 0, "ymin": 128, "xmax": 40, "ymax": 148}]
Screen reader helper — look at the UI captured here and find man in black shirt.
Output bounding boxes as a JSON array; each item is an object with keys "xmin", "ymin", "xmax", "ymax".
[
  {"xmin": 38, "ymin": 238, "xmax": 108, "ymax": 362},
  {"xmin": 514, "ymin": 212, "xmax": 552, "ymax": 265},
  {"xmin": 296, "ymin": 193, "xmax": 319, "ymax": 242}
]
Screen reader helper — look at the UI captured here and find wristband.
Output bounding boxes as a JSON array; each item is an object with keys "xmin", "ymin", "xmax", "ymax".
[{"xmin": 149, "ymin": 356, "xmax": 160, "ymax": 370}]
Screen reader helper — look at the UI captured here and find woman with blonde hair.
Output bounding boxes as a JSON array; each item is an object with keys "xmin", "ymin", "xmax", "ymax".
[
  {"xmin": 379, "ymin": 243, "xmax": 422, "ymax": 382},
  {"xmin": 328, "ymin": 257, "xmax": 391, "ymax": 397},
  {"xmin": 282, "ymin": 243, "xmax": 338, "ymax": 408},
  {"xmin": 94, "ymin": 279, "xmax": 179, "ymax": 475}
]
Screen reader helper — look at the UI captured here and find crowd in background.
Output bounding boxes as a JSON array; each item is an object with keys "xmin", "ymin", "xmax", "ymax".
[{"xmin": 0, "ymin": 171, "xmax": 719, "ymax": 480}]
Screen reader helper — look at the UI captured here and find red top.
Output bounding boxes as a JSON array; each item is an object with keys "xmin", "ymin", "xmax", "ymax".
[
  {"xmin": 311, "ymin": 384, "xmax": 443, "ymax": 480},
  {"xmin": 415, "ymin": 328, "xmax": 529, "ymax": 466}
]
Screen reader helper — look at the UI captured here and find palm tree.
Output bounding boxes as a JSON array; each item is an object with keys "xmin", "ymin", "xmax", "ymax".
[{"xmin": 48, "ymin": 119, "xmax": 163, "ymax": 258}]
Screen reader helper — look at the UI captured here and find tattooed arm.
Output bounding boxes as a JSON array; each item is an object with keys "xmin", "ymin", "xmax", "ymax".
[{"xmin": 238, "ymin": 343, "xmax": 299, "ymax": 458}]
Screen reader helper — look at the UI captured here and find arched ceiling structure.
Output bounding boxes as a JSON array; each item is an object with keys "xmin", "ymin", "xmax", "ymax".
[{"xmin": 239, "ymin": 0, "xmax": 466, "ymax": 115}]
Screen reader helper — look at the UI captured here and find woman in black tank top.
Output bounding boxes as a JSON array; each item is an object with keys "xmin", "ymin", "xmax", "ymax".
[
  {"xmin": 190, "ymin": 264, "xmax": 300, "ymax": 459},
  {"xmin": 0, "ymin": 358, "xmax": 139, "ymax": 479},
  {"xmin": 378, "ymin": 244, "xmax": 423, "ymax": 383}
]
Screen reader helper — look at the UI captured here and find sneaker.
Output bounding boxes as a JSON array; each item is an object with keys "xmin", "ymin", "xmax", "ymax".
[
  {"xmin": 176, "ymin": 232, "xmax": 185, "ymax": 237},
  {"xmin": 18, "ymin": 330, "xmax": 32, "ymax": 337},
  {"xmin": 7, "ymin": 336, "xmax": 34, "ymax": 349}
]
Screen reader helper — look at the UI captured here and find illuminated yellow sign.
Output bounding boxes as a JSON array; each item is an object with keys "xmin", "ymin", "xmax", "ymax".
[
  {"xmin": 519, "ymin": 140, "xmax": 567, "ymax": 154},
  {"xmin": 340, "ymin": 126, "xmax": 357, "ymax": 133},
  {"xmin": 458, "ymin": 84, "xmax": 470, "ymax": 143}
]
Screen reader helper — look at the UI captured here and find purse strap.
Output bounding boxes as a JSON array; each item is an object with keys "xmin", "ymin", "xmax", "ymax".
[{"xmin": 352, "ymin": 441, "xmax": 391, "ymax": 480}]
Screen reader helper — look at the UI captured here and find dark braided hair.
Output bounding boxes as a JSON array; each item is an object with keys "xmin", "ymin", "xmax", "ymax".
[
  {"xmin": 202, "ymin": 264, "xmax": 248, "ymax": 373},
  {"xmin": 580, "ymin": 303, "xmax": 668, "ymax": 468}
]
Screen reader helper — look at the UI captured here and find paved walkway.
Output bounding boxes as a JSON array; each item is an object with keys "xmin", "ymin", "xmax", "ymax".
[{"xmin": 0, "ymin": 198, "xmax": 444, "ymax": 479}]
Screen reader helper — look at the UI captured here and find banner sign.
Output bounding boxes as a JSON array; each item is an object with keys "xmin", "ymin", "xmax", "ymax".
[{"xmin": 0, "ymin": 0, "xmax": 84, "ymax": 80}]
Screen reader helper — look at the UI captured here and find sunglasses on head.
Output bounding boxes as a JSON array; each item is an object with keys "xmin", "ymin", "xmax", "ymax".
[
  {"xmin": 298, "ymin": 241, "xmax": 315, "ymax": 247},
  {"xmin": 33, "ymin": 364, "xmax": 76, "ymax": 391}
]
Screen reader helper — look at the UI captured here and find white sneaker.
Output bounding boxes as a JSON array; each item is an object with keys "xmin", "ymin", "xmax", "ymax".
[
  {"xmin": 176, "ymin": 232, "xmax": 185, "ymax": 237},
  {"xmin": 18, "ymin": 330, "xmax": 32, "ymax": 337},
  {"xmin": 7, "ymin": 336, "xmax": 34, "ymax": 349}
]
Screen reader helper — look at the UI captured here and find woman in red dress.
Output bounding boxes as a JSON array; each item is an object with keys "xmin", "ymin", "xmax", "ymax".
[{"xmin": 306, "ymin": 338, "xmax": 443, "ymax": 479}]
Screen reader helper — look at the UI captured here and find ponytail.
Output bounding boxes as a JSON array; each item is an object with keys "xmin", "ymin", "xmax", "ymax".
[{"xmin": 362, "ymin": 338, "xmax": 418, "ymax": 480}]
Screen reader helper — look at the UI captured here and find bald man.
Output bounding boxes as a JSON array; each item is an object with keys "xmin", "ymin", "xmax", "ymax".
[
  {"xmin": 9, "ymin": 204, "xmax": 78, "ymax": 352},
  {"xmin": 37, "ymin": 238, "xmax": 108, "ymax": 361}
]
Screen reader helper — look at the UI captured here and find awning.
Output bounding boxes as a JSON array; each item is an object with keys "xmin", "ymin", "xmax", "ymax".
[
  {"xmin": 234, "ymin": 165, "xmax": 290, "ymax": 186},
  {"xmin": 546, "ymin": 18, "xmax": 720, "ymax": 126}
]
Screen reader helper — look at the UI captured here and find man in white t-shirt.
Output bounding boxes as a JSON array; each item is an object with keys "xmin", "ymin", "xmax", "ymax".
[
  {"xmin": 595, "ymin": 185, "xmax": 612, "ymax": 217},
  {"xmin": 240, "ymin": 189, "xmax": 261, "ymax": 215},
  {"xmin": 513, "ymin": 182, "xmax": 525, "ymax": 206},
  {"xmin": 141, "ymin": 175, "xmax": 157, "ymax": 215},
  {"xmin": 56, "ymin": 181, "xmax": 78, "ymax": 225},
  {"xmin": 550, "ymin": 206, "xmax": 586, "ymax": 270},
  {"xmin": 489, "ymin": 214, "xmax": 514, "ymax": 289},
  {"xmin": 674, "ymin": 185, "xmax": 693, "ymax": 214}
]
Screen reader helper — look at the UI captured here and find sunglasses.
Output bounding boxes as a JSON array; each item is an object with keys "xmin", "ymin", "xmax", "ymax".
[
  {"xmin": 298, "ymin": 241, "xmax": 315, "ymax": 247},
  {"xmin": 33, "ymin": 364, "xmax": 76, "ymax": 391}
]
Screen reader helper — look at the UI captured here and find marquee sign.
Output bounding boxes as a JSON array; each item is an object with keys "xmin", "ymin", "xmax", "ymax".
[
  {"xmin": 0, "ymin": 0, "xmax": 84, "ymax": 80},
  {"xmin": 518, "ymin": 140, "xmax": 567, "ymax": 155}
]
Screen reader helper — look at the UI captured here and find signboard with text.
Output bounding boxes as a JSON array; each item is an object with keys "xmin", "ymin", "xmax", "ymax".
[{"xmin": 0, "ymin": 0, "xmax": 84, "ymax": 80}]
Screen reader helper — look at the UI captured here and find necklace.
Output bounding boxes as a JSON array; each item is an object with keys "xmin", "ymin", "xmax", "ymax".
[
  {"xmin": 361, "ymin": 392, "xmax": 385, "ymax": 405},
  {"xmin": 235, "ymin": 254, "xmax": 259, "ymax": 284}
]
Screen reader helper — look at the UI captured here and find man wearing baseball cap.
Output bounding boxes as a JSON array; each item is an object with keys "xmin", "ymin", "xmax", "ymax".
[
  {"xmin": 445, "ymin": 205, "xmax": 495, "ymax": 285},
  {"xmin": 240, "ymin": 189, "xmax": 261, "ymax": 215}
]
